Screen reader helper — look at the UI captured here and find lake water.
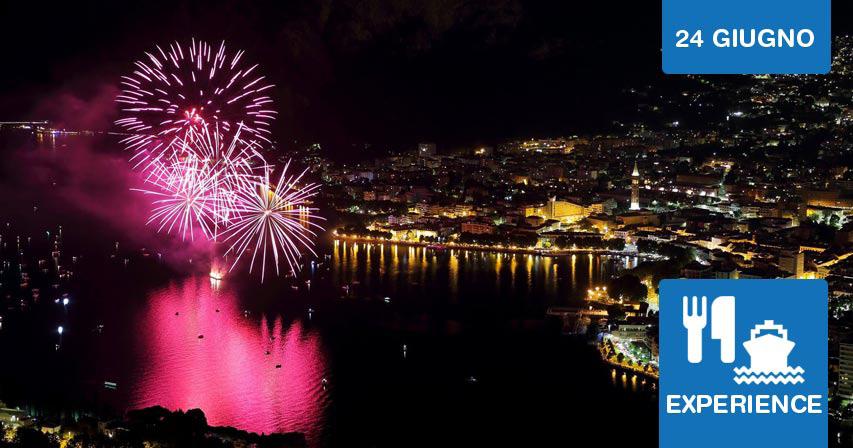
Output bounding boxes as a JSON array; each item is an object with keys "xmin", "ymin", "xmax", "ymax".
[{"xmin": 0, "ymin": 239, "xmax": 656, "ymax": 447}]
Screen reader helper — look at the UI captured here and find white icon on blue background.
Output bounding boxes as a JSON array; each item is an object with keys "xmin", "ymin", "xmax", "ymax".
[
  {"xmin": 681, "ymin": 295, "xmax": 735, "ymax": 364},
  {"xmin": 734, "ymin": 321, "xmax": 804, "ymax": 385},
  {"xmin": 681, "ymin": 295, "xmax": 805, "ymax": 385},
  {"xmin": 660, "ymin": 280, "xmax": 827, "ymax": 448}
]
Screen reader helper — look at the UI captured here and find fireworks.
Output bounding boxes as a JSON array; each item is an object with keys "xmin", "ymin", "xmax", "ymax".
[
  {"xmin": 220, "ymin": 162, "xmax": 324, "ymax": 282},
  {"xmin": 115, "ymin": 38, "xmax": 276, "ymax": 164},
  {"xmin": 118, "ymin": 39, "xmax": 322, "ymax": 281},
  {"xmin": 134, "ymin": 156, "xmax": 223, "ymax": 241}
]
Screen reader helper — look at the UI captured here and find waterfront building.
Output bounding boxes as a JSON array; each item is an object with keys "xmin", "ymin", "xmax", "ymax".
[
  {"xmin": 388, "ymin": 226, "xmax": 439, "ymax": 241},
  {"xmin": 612, "ymin": 324, "xmax": 650, "ymax": 342}
]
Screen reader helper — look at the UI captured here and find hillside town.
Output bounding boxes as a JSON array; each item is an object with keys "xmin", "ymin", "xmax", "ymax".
[{"xmin": 301, "ymin": 35, "xmax": 853, "ymax": 425}]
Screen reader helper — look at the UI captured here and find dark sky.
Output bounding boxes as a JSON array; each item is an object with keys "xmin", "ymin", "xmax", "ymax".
[{"xmin": 1, "ymin": 1, "xmax": 850, "ymax": 150}]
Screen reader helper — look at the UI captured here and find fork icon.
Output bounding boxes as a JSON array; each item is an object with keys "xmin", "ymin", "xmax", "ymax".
[{"xmin": 682, "ymin": 296, "xmax": 707, "ymax": 363}]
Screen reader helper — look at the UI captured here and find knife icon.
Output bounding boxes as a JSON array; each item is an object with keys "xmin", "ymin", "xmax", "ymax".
[{"xmin": 711, "ymin": 296, "xmax": 736, "ymax": 363}]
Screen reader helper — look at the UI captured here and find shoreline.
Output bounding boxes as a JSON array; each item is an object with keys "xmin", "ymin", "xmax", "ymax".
[
  {"xmin": 332, "ymin": 235, "xmax": 652, "ymax": 258},
  {"xmin": 0, "ymin": 404, "xmax": 307, "ymax": 447}
]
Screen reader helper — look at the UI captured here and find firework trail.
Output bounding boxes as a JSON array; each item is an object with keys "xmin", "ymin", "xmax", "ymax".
[
  {"xmin": 220, "ymin": 162, "xmax": 324, "ymax": 282},
  {"xmin": 115, "ymin": 38, "xmax": 276, "ymax": 165}
]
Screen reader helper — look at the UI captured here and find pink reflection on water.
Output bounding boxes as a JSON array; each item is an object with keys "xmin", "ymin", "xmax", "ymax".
[{"xmin": 130, "ymin": 276, "xmax": 328, "ymax": 442}]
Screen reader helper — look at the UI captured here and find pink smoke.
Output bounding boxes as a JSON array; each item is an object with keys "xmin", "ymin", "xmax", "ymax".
[{"xmin": 1, "ymin": 82, "xmax": 213, "ymax": 269}]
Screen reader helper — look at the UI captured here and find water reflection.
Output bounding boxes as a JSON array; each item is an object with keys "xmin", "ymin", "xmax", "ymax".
[
  {"xmin": 130, "ymin": 276, "xmax": 328, "ymax": 442},
  {"xmin": 332, "ymin": 241, "xmax": 629, "ymax": 305},
  {"xmin": 610, "ymin": 368, "xmax": 655, "ymax": 393},
  {"xmin": 118, "ymin": 243, "xmax": 640, "ymax": 444}
]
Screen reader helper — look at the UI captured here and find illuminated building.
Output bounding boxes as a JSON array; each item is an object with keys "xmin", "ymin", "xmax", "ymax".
[
  {"xmin": 418, "ymin": 143, "xmax": 436, "ymax": 157},
  {"xmin": 839, "ymin": 342, "xmax": 853, "ymax": 399},
  {"xmin": 630, "ymin": 161, "xmax": 640, "ymax": 210},
  {"xmin": 524, "ymin": 197, "xmax": 587, "ymax": 224},
  {"xmin": 461, "ymin": 221, "xmax": 495, "ymax": 235},
  {"xmin": 618, "ymin": 211, "xmax": 660, "ymax": 227},
  {"xmin": 512, "ymin": 137, "xmax": 584, "ymax": 154},
  {"xmin": 388, "ymin": 227, "xmax": 438, "ymax": 241},
  {"xmin": 473, "ymin": 146, "xmax": 493, "ymax": 156},
  {"xmin": 778, "ymin": 250, "xmax": 805, "ymax": 278}
]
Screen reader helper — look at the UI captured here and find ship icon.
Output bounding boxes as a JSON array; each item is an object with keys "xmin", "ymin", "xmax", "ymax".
[{"xmin": 733, "ymin": 320, "xmax": 805, "ymax": 385}]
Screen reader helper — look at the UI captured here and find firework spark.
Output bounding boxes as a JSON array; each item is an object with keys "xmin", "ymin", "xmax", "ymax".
[
  {"xmin": 173, "ymin": 122, "xmax": 268, "ymax": 225},
  {"xmin": 115, "ymin": 38, "xmax": 276, "ymax": 164},
  {"xmin": 134, "ymin": 123, "xmax": 268, "ymax": 239},
  {"xmin": 220, "ymin": 162, "xmax": 324, "ymax": 281},
  {"xmin": 135, "ymin": 156, "xmax": 225, "ymax": 241}
]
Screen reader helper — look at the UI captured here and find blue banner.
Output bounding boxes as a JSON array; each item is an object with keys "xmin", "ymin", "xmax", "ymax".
[{"xmin": 662, "ymin": 0, "xmax": 831, "ymax": 74}]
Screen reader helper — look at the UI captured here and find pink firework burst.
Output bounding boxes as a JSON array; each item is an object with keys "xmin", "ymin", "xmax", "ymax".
[
  {"xmin": 135, "ymin": 123, "xmax": 268, "ymax": 240},
  {"xmin": 173, "ymin": 122, "xmax": 268, "ymax": 224},
  {"xmin": 119, "ymin": 39, "xmax": 323, "ymax": 281},
  {"xmin": 220, "ymin": 162, "xmax": 324, "ymax": 282},
  {"xmin": 135, "ymin": 155, "xmax": 225, "ymax": 241},
  {"xmin": 115, "ymin": 38, "xmax": 276, "ymax": 164}
]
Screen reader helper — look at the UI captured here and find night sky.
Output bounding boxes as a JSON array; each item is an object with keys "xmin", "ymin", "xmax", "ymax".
[{"xmin": 1, "ymin": 1, "xmax": 850, "ymax": 150}]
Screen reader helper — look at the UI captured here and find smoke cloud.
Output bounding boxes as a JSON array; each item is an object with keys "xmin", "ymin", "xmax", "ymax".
[{"xmin": 0, "ymin": 83, "xmax": 211, "ymax": 270}]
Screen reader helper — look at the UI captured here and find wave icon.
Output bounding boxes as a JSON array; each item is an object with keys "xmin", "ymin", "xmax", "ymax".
[{"xmin": 733, "ymin": 366, "xmax": 805, "ymax": 384}]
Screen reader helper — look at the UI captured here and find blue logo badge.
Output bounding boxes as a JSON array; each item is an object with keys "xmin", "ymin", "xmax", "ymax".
[
  {"xmin": 660, "ymin": 279, "xmax": 828, "ymax": 448},
  {"xmin": 662, "ymin": 0, "xmax": 831, "ymax": 74}
]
